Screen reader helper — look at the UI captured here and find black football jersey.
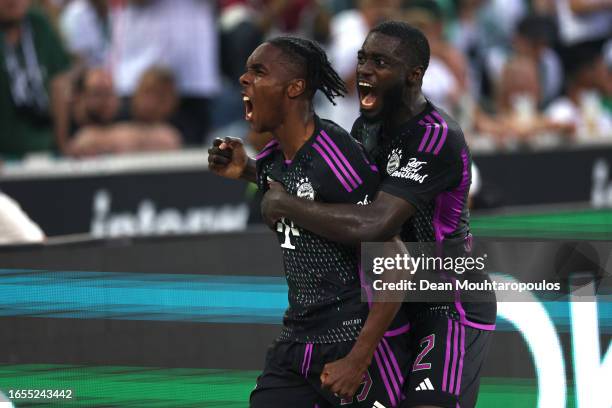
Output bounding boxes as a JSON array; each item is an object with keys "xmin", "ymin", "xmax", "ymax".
[
  {"xmin": 351, "ymin": 101, "xmax": 496, "ymax": 328},
  {"xmin": 256, "ymin": 116, "xmax": 380, "ymax": 343}
]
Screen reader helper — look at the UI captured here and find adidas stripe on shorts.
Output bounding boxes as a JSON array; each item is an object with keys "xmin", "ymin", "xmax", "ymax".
[
  {"xmin": 250, "ymin": 329, "xmax": 412, "ymax": 408},
  {"xmin": 400, "ymin": 316, "xmax": 493, "ymax": 408}
]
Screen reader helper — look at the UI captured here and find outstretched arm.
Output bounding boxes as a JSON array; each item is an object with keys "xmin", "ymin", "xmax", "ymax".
[{"xmin": 261, "ymin": 184, "xmax": 415, "ymax": 244}]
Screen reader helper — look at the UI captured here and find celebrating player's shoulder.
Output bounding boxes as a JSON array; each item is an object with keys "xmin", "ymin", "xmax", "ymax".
[{"xmin": 311, "ymin": 118, "xmax": 379, "ymax": 204}]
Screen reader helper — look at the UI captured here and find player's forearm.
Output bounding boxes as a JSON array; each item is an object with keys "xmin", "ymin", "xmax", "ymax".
[
  {"xmin": 349, "ymin": 301, "xmax": 402, "ymax": 365},
  {"xmin": 240, "ymin": 158, "xmax": 257, "ymax": 183},
  {"xmin": 275, "ymin": 196, "xmax": 386, "ymax": 244}
]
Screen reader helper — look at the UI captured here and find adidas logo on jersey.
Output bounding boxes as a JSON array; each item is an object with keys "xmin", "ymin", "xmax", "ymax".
[
  {"xmin": 415, "ymin": 378, "xmax": 435, "ymax": 391},
  {"xmin": 372, "ymin": 401, "xmax": 386, "ymax": 408}
]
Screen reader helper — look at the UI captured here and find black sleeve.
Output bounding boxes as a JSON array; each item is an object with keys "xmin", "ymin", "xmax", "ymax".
[
  {"xmin": 312, "ymin": 131, "xmax": 380, "ymax": 205},
  {"xmin": 380, "ymin": 141, "xmax": 465, "ymax": 209}
]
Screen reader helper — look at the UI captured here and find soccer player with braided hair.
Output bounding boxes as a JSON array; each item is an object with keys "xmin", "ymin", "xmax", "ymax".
[{"xmin": 208, "ymin": 36, "xmax": 412, "ymax": 407}]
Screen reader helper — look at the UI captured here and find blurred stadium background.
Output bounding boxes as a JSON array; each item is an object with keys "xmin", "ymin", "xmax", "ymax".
[{"xmin": 0, "ymin": 0, "xmax": 610, "ymax": 406}]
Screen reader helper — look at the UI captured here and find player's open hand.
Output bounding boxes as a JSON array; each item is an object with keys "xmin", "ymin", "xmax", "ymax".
[
  {"xmin": 207, "ymin": 137, "xmax": 248, "ymax": 179},
  {"xmin": 320, "ymin": 354, "xmax": 369, "ymax": 400},
  {"xmin": 261, "ymin": 181, "xmax": 287, "ymax": 228}
]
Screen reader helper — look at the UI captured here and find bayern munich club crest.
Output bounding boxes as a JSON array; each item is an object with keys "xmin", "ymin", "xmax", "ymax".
[
  {"xmin": 387, "ymin": 148, "xmax": 402, "ymax": 175},
  {"xmin": 296, "ymin": 178, "xmax": 315, "ymax": 200}
]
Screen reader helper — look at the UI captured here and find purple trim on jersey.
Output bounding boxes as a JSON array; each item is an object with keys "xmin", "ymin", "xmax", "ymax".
[
  {"xmin": 377, "ymin": 344, "xmax": 401, "ymax": 400},
  {"xmin": 255, "ymin": 139, "xmax": 279, "ymax": 160},
  {"xmin": 417, "ymin": 123, "xmax": 432, "ymax": 152},
  {"xmin": 381, "ymin": 338, "xmax": 405, "ymax": 385},
  {"xmin": 312, "ymin": 143, "xmax": 352, "ymax": 192},
  {"xmin": 442, "ymin": 318, "xmax": 452, "ymax": 392},
  {"xmin": 432, "ymin": 111, "xmax": 449, "ymax": 155},
  {"xmin": 455, "ymin": 324, "xmax": 466, "ymax": 396},
  {"xmin": 284, "ymin": 159, "xmax": 292, "ymax": 165},
  {"xmin": 449, "ymin": 321, "xmax": 459, "ymax": 394},
  {"xmin": 432, "ymin": 148, "xmax": 470, "ymax": 242},
  {"xmin": 424, "ymin": 115, "xmax": 441, "ymax": 153},
  {"xmin": 374, "ymin": 348, "xmax": 397, "ymax": 407},
  {"xmin": 455, "ymin": 291, "xmax": 497, "ymax": 330},
  {"xmin": 384, "ymin": 323, "xmax": 410, "ymax": 337},
  {"xmin": 305, "ymin": 343, "xmax": 313, "ymax": 377},
  {"xmin": 316, "ymin": 135, "xmax": 359, "ymax": 189},
  {"xmin": 302, "ymin": 343, "xmax": 312, "ymax": 377},
  {"xmin": 320, "ymin": 130, "xmax": 363, "ymax": 185}
]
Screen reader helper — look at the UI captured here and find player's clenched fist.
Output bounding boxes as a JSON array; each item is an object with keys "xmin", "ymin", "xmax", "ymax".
[{"xmin": 207, "ymin": 137, "xmax": 248, "ymax": 179}]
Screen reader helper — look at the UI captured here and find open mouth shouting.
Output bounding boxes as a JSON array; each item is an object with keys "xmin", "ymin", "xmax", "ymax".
[
  {"xmin": 358, "ymin": 81, "xmax": 378, "ymax": 112},
  {"xmin": 242, "ymin": 94, "xmax": 254, "ymax": 121}
]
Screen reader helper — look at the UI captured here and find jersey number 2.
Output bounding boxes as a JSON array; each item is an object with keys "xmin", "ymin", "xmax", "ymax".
[{"xmin": 412, "ymin": 334, "xmax": 435, "ymax": 372}]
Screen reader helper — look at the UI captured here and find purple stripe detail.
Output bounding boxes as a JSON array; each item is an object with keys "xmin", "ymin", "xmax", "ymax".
[
  {"xmin": 384, "ymin": 323, "xmax": 410, "ymax": 337},
  {"xmin": 255, "ymin": 147, "xmax": 277, "ymax": 160},
  {"xmin": 312, "ymin": 143, "xmax": 352, "ymax": 192},
  {"xmin": 418, "ymin": 120, "xmax": 426, "ymax": 126},
  {"xmin": 301, "ymin": 344, "xmax": 308, "ymax": 375},
  {"xmin": 370, "ymin": 165, "xmax": 379, "ymax": 172},
  {"xmin": 455, "ymin": 324, "xmax": 466, "ymax": 396},
  {"xmin": 455, "ymin": 292, "xmax": 496, "ymax": 330},
  {"xmin": 417, "ymin": 125, "xmax": 432, "ymax": 152},
  {"xmin": 255, "ymin": 140, "xmax": 279, "ymax": 160},
  {"xmin": 381, "ymin": 338, "xmax": 404, "ymax": 385},
  {"xmin": 304, "ymin": 344, "xmax": 313, "ymax": 377},
  {"xmin": 374, "ymin": 349, "xmax": 397, "ymax": 407},
  {"xmin": 377, "ymin": 344, "xmax": 401, "ymax": 401},
  {"xmin": 442, "ymin": 318, "xmax": 452, "ymax": 392},
  {"xmin": 284, "ymin": 159, "xmax": 292, "ymax": 165},
  {"xmin": 432, "ymin": 148, "xmax": 470, "ymax": 243},
  {"xmin": 424, "ymin": 115, "xmax": 440, "ymax": 153},
  {"xmin": 316, "ymin": 135, "xmax": 358, "ymax": 189},
  {"xmin": 320, "ymin": 130, "xmax": 363, "ymax": 185},
  {"xmin": 449, "ymin": 321, "xmax": 459, "ymax": 394},
  {"xmin": 432, "ymin": 111, "xmax": 449, "ymax": 155}
]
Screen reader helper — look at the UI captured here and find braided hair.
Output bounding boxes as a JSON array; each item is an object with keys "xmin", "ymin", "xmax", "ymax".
[{"xmin": 267, "ymin": 36, "xmax": 347, "ymax": 105}]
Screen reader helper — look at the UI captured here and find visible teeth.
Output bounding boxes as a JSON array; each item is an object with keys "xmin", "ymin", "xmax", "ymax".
[
  {"xmin": 358, "ymin": 82, "xmax": 373, "ymax": 88},
  {"xmin": 243, "ymin": 96, "xmax": 250, "ymax": 101}
]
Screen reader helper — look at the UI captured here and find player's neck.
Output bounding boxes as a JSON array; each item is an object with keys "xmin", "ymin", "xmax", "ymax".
[
  {"xmin": 275, "ymin": 110, "xmax": 315, "ymax": 161},
  {"xmin": 385, "ymin": 91, "xmax": 427, "ymax": 130}
]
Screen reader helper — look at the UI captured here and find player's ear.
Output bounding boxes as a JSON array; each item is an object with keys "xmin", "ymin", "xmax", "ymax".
[
  {"xmin": 287, "ymin": 79, "xmax": 306, "ymax": 99},
  {"xmin": 406, "ymin": 65, "xmax": 424, "ymax": 85}
]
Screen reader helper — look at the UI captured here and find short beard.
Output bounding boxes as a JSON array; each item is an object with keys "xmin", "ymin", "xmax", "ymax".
[{"xmin": 359, "ymin": 81, "xmax": 405, "ymax": 125}]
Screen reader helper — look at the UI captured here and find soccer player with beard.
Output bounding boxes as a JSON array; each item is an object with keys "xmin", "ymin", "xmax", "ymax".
[
  {"xmin": 208, "ymin": 36, "xmax": 412, "ymax": 408},
  {"xmin": 260, "ymin": 22, "xmax": 497, "ymax": 408}
]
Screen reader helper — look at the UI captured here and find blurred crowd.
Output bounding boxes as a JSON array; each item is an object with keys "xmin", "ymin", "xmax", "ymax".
[{"xmin": 0, "ymin": 0, "xmax": 610, "ymax": 159}]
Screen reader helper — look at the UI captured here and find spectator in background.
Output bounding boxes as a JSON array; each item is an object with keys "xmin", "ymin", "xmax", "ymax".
[
  {"xmin": 109, "ymin": 0, "xmax": 220, "ymax": 145},
  {"xmin": 70, "ymin": 67, "xmax": 118, "ymax": 134},
  {"xmin": 553, "ymin": 0, "xmax": 611, "ymax": 46},
  {"xmin": 493, "ymin": 56, "xmax": 572, "ymax": 146},
  {"xmin": 0, "ymin": 0, "xmax": 72, "ymax": 158},
  {"xmin": 67, "ymin": 66, "xmax": 181, "ymax": 156},
  {"xmin": 486, "ymin": 14, "xmax": 563, "ymax": 108},
  {"xmin": 546, "ymin": 44, "xmax": 612, "ymax": 140},
  {"xmin": 59, "ymin": 0, "xmax": 109, "ymax": 67}
]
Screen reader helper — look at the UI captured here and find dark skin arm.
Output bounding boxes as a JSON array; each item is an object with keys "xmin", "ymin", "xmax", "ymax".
[
  {"xmin": 321, "ymin": 249, "xmax": 409, "ymax": 399},
  {"xmin": 262, "ymin": 184, "xmax": 416, "ymax": 398},
  {"xmin": 207, "ymin": 137, "xmax": 256, "ymax": 183},
  {"xmin": 261, "ymin": 182, "xmax": 416, "ymax": 244}
]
